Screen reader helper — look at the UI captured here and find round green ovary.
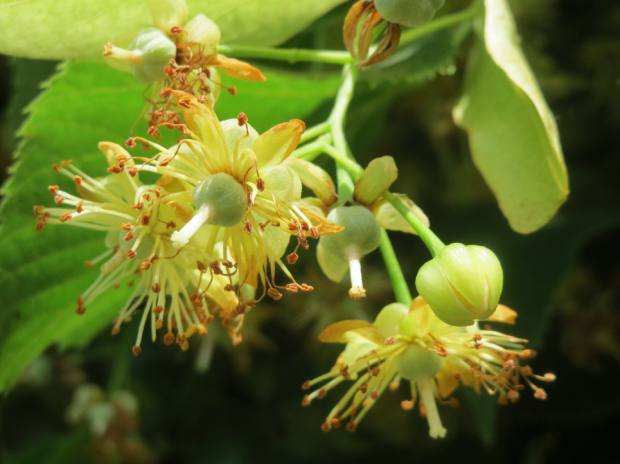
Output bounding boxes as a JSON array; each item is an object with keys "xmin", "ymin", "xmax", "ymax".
[
  {"xmin": 193, "ymin": 173, "xmax": 247, "ymax": 227},
  {"xmin": 397, "ymin": 344, "xmax": 442, "ymax": 382},
  {"xmin": 374, "ymin": 0, "xmax": 445, "ymax": 28},
  {"xmin": 320, "ymin": 206, "xmax": 382, "ymax": 261}
]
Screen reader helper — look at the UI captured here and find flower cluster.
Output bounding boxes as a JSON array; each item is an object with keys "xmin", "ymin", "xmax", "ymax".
[
  {"xmin": 303, "ymin": 297, "xmax": 555, "ymax": 437},
  {"xmin": 36, "ymin": 92, "xmax": 342, "ymax": 352}
]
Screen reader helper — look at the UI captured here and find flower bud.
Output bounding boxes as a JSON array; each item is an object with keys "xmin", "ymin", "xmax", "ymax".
[
  {"xmin": 319, "ymin": 205, "xmax": 382, "ymax": 299},
  {"xmin": 147, "ymin": 0, "xmax": 188, "ymax": 35},
  {"xmin": 374, "ymin": 0, "xmax": 446, "ymax": 28},
  {"xmin": 105, "ymin": 28, "xmax": 176, "ymax": 84},
  {"xmin": 415, "ymin": 243, "xmax": 503, "ymax": 326},
  {"xmin": 185, "ymin": 14, "xmax": 221, "ymax": 56}
]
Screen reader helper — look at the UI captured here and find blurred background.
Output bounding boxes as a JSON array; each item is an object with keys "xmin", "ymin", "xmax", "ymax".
[{"xmin": 1, "ymin": 0, "xmax": 620, "ymax": 462}]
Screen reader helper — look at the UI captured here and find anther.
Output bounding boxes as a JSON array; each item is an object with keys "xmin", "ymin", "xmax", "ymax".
[
  {"xmin": 60, "ymin": 212, "xmax": 72, "ymax": 222},
  {"xmin": 76, "ymin": 201, "xmax": 84, "ymax": 213},
  {"xmin": 401, "ymin": 400, "xmax": 414, "ymax": 410},
  {"xmin": 132, "ymin": 346, "xmax": 142, "ymax": 356},
  {"xmin": 54, "ymin": 196, "xmax": 65, "ymax": 204},
  {"xmin": 48, "ymin": 185, "xmax": 59, "ymax": 195},
  {"xmin": 544, "ymin": 373, "xmax": 556, "ymax": 382},
  {"xmin": 321, "ymin": 422, "xmax": 332, "ymax": 432},
  {"xmin": 256, "ymin": 178, "xmax": 265, "ymax": 191},
  {"xmin": 302, "ymin": 395, "xmax": 311, "ymax": 406},
  {"xmin": 244, "ymin": 221, "xmax": 252, "ymax": 234},
  {"xmin": 127, "ymin": 250, "xmax": 137, "ymax": 259},
  {"xmin": 301, "ymin": 284, "xmax": 314, "ymax": 292},
  {"xmin": 164, "ymin": 333, "xmax": 175, "ymax": 345},
  {"xmin": 287, "ymin": 253, "xmax": 299, "ymax": 264},
  {"xmin": 346, "ymin": 422, "xmax": 356, "ymax": 432},
  {"xmin": 52, "ymin": 164, "xmax": 62, "ymax": 173},
  {"xmin": 267, "ymin": 288, "xmax": 282, "ymax": 300},
  {"xmin": 302, "ymin": 381, "xmax": 311, "ymax": 390},
  {"xmin": 534, "ymin": 389, "xmax": 547, "ymax": 400},
  {"xmin": 152, "ymin": 283, "xmax": 161, "ymax": 293}
]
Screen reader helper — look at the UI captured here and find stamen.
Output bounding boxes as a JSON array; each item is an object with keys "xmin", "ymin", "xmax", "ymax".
[{"xmin": 171, "ymin": 205, "xmax": 210, "ymax": 248}]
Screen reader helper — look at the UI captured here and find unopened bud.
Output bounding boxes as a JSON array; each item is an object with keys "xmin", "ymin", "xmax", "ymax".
[{"xmin": 415, "ymin": 243, "xmax": 503, "ymax": 326}]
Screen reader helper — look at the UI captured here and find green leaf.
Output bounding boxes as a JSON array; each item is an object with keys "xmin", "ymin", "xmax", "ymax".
[
  {"xmin": 0, "ymin": 0, "xmax": 346, "ymax": 61},
  {"xmin": 453, "ymin": 0, "xmax": 569, "ymax": 234},
  {"xmin": 359, "ymin": 26, "xmax": 470, "ymax": 85},
  {"xmin": 217, "ymin": 69, "xmax": 341, "ymax": 133},
  {"xmin": 0, "ymin": 60, "xmax": 341, "ymax": 392}
]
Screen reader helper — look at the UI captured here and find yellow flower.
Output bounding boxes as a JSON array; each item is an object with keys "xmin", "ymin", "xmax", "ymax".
[
  {"xmin": 302, "ymin": 297, "xmax": 555, "ymax": 437},
  {"xmin": 35, "ymin": 142, "xmax": 237, "ymax": 353},
  {"xmin": 128, "ymin": 91, "xmax": 343, "ymax": 308},
  {"xmin": 103, "ymin": 0, "xmax": 265, "ymax": 134}
]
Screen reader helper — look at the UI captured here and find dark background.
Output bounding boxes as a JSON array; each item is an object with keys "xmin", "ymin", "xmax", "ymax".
[{"xmin": 1, "ymin": 0, "xmax": 619, "ymax": 462}]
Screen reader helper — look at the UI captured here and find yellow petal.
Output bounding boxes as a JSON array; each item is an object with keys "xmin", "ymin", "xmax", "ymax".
[
  {"xmin": 294, "ymin": 197, "xmax": 330, "ymax": 217},
  {"xmin": 253, "ymin": 120, "xmax": 305, "ymax": 170},
  {"xmin": 370, "ymin": 193, "xmax": 429, "ymax": 235},
  {"xmin": 487, "ymin": 304, "xmax": 518, "ymax": 324},
  {"xmin": 211, "ymin": 54, "xmax": 266, "ymax": 82},
  {"xmin": 285, "ymin": 158, "xmax": 338, "ymax": 206},
  {"xmin": 294, "ymin": 206, "xmax": 345, "ymax": 236},
  {"xmin": 171, "ymin": 90, "xmax": 227, "ymax": 158},
  {"xmin": 318, "ymin": 320, "xmax": 385, "ymax": 345},
  {"xmin": 436, "ymin": 367, "xmax": 460, "ymax": 399},
  {"xmin": 353, "ymin": 156, "xmax": 398, "ymax": 206}
]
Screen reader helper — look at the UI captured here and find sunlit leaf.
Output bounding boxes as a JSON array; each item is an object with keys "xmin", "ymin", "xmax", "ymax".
[
  {"xmin": 0, "ymin": 0, "xmax": 347, "ymax": 60},
  {"xmin": 453, "ymin": 0, "xmax": 569, "ymax": 234}
]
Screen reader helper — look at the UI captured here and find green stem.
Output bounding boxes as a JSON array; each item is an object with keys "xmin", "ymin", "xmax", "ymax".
[
  {"xmin": 398, "ymin": 5, "xmax": 480, "ymax": 48},
  {"xmin": 292, "ymin": 137, "xmax": 331, "ymax": 162},
  {"xmin": 321, "ymin": 143, "xmax": 363, "ymax": 177},
  {"xmin": 329, "ymin": 64, "xmax": 359, "ymax": 199},
  {"xmin": 300, "ymin": 121, "xmax": 331, "ymax": 144},
  {"xmin": 383, "ymin": 191, "xmax": 445, "ymax": 257},
  {"xmin": 380, "ymin": 230, "xmax": 413, "ymax": 306},
  {"xmin": 217, "ymin": 44, "xmax": 353, "ymax": 64}
]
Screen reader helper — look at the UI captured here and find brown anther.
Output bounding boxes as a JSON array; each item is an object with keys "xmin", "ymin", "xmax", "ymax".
[
  {"xmin": 132, "ymin": 346, "xmax": 142, "ymax": 356},
  {"xmin": 59, "ymin": 212, "xmax": 72, "ymax": 222},
  {"xmin": 385, "ymin": 337, "xmax": 395, "ymax": 345},
  {"xmin": 301, "ymin": 284, "xmax": 314, "ymax": 292},
  {"xmin": 125, "ymin": 137, "xmax": 137, "ymax": 148},
  {"xmin": 507, "ymin": 390, "xmax": 520, "ymax": 403},
  {"xmin": 132, "ymin": 202, "xmax": 144, "ymax": 210},
  {"xmin": 111, "ymin": 326, "xmax": 120, "ymax": 335},
  {"xmin": 33, "ymin": 205, "xmax": 45, "ymax": 215},
  {"xmin": 48, "ymin": 185, "xmax": 59, "ymax": 195},
  {"xmin": 224, "ymin": 284, "xmax": 235, "ymax": 292},
  {"xmin": 142, "ymin": 215, "xmax": 150, "ymax": 226},
  {"xmin": 237, "ymin": 112, "xmax": 248, "ymax": 126},
  {"xmin": 227, "ymin": 87, "xmax": 237, "ymax": 96},
  {"xmin": 127, "ymin": 167, "xmax": 139, "ymax": 177},
  {"xmin": 121, "ymin": 223, "xmax": 132, "ymax": 231},
  {"xmin": 84, "ymin": 261, "xmax": 95, "ymax": 268},
  {"xmin": 310, "ymin": 227, "xmax": 319, "ymax": 240},
  {"xmin": 544, "ymin": 373, "xmax": 556, "ymax": 382},
  {"xmin": 446, "ymin": 398, "xmax": 460, "ymax": 407},
  {"xmin": 370, "ymin": 391, "xmax": 378, "ymax": 400},
  {"xmin": 371, "ymin": 367, "xmax": 380, "ymax": 376},
  {"xmin": 107, "ymin": 164, "xmax": 124, "ymax": 173},
  {"xmin": 360, "ymin": 385, "xmax": 368, "ymax": 394},
  {"xmin": 287, "ymin": 253, "xmax": 299, "ymax": 264},
  {"xmin": 317, "ymin": 388, "xmax": 328, "ymax": 399},
  {"xmin": 178, "ymin": 96, "xmax": 192, "ymax": 108},
  {"xmin": 153, "ymin": 305, "xmax": 164, "ymax": 316},
  {"xmin": 302, "ymin": 395, "xmax": 311, "ymax": 406},
  {"xmin": 244, "ymin": 221, "xmax": 252, "ymax": 235},
  {"xmin": 76, "ymin": 201, "xmax": 84, "ymax": 213},
  {"xmin": 76, "ymin": 296, "xmax": 86, "ymax": 315},
  {"xmin": 340, "ymin": 366, "xmax": 351, "ymax": 380},
  {"xmin": 503, "ymin": 359, "xmax": 516, "ymax": 370},
  {"xmin": 73, "ymin": 175, "xmax": 82, "ymax": 186},
  {"xmin": 155, "ymin": 319, "xmax": 164, "ymax": 329},
  {"xmin": 159, "ymin": 157, "xmax": 172, "ymax": 167},
  {"xmin": 534, "ymin": 389, "xmax": 548, "ymax": 400},
  {"xmin": 519, "ymin": 349, "xmax": 537, "ymax": 359},
  {"xmin": 498, "ymin": 395, "xmax": 508, "ymax": 405},
  {"xmin": 346, "ymin": 422, "xmax": 356, "ymax": 432},
  {"xmin": 521, "ymin": 365, "xmax": 533, "ymax": 376},
  {"xmin": 267, "ymin": 288, "xmax": 282, "ymax": 300},
  {"xmin": 127, "ymin": 280, "xmax": 134, "ymax": 287},
  {"xmin": 453, "ymin": 372, "xmax": 462, "ymax": 381},
  {"xmin": 256, "ymin": 177, "xmax": 265, "ymax": 191},
  {"xmin": 54, "ymin": 195, "xmax": 65, "ymax": 204},
  {"xmin": 141, "ymin": 259, "xmax": 152, "ymax": 270},
  {"xmin": 152, "ymin": 283, "xmax": 161, "ymax": 293},
  {"xmin": 285, "ymin": 283, "xmax": 299, "ymax": 293},
  {"xmin": 321, "ymin": 422, "xmax": 332, "ymax": 432},
  {"xmin": 52, "ymin": 164, "xmax": 62, "ymax": 173},
  {"xmin": 127, "ymin": 250, "xmax": 137, "ymax": 259},
  {"xmin": 164, "ymin": 333, "xmax": 175, "ymax": 345},
  {"xmin": 123, "ymin": 231, "xmax": 135, "ymax": 241},
  {"xmin": 330, "ymin": 418, "xmax": 341, "ymax": 428}
]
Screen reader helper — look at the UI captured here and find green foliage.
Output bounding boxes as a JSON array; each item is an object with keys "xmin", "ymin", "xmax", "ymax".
[
  {"xmin": 454, "ymin": 0, "xmax": 569, "ymax": 234},
  {"xmin": 0, "ymin": 0, "xmax": 346, "ymax": 60}
]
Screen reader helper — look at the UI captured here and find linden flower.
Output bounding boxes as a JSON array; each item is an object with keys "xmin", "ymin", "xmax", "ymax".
[
  {"xmin": 302, "ymin": 297, "xmax": 555, "ymax": 437},
  {"xmin": 35, "ymin": 142, "xmax": 240, "ymax": 354},
  {"xmin": 128, "ymin": 90, "xmax": 343, "ymax": 305},
  {"xmin": 103, "ymin": 0, "xmax": 265, "ymax": 134}
]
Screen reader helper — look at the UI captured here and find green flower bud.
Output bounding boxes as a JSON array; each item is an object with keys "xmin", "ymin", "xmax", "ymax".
[
  {"xmin": 319, "ymin": 205, "xmax": 382, "ymax": 299},
  {"xmin": 147, "ymin": 0, "xmax": 188, "ymax": 35},
  {"xmin": 397, "ymin": 344, "xmax": 442, "ymax": 382},
  {"xmin": 193, "ymin": 173, "xmax": 247, "ymax": 227},
  {"xmin": 373, "ymin": 302, "xmax": 409, "ymax": 338},
  {"xmin": 185, "ymin": 14, "xmax": 221, "ymax": 56},
  {"xmin": 109, "ymin": 28, "xmax": 176, "ymax": 84},
  {"xmin": 374, "ymin": 0, "xmax": 446, "ymax": 28},
  {"xmin": 415, "ymin": 243, "xmax": 503, "ymax": 326}
]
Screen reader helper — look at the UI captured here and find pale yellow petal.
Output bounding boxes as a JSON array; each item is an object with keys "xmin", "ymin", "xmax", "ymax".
[
  {"xmin": 370, "ymin": 193, "xmax": 429, "ymax": 234},
  {"xmin": 318, "ymin": 320, "xmax": 385, "ymax": 345},
  {"xmin": 487, "ymin": 304, "xmax": 518, "ymax": 324},
  {"xmin": 253, "ymin": 120, "xmax": 305, "ymax": 170},
  {"xmin": 436, "ymin": 367, "xmax": 460, "ymax": 399},
  {"xmin": 285, "ymin": 158, "xmax": 338, "ymax": 206},
  {"xmin": 353, "ymin": 156, "xmax": 398, "ymax": 206}
]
